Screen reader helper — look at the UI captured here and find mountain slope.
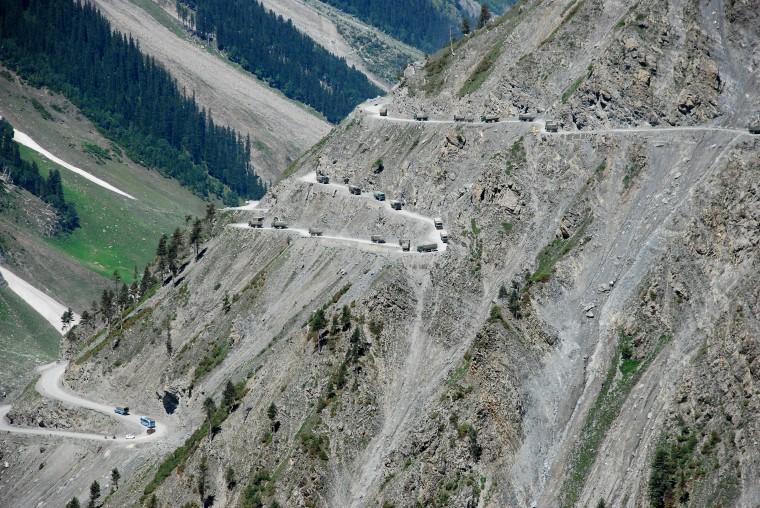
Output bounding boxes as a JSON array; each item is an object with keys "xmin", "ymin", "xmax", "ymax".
[
  {"xmin": 91, "ymin": 0, "xmax": 331, "ymax": 183},
  {"xmin": 2, "ymin": 1, "xmax": 760, "ymax": 507}
]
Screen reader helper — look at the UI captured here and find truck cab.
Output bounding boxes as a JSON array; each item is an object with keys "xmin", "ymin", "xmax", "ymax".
[
  {"xmin": 399, "ymin": 239, "xmax": 411, "ymax": 251},
  {"xmin": 440, "ymin": 230, "xmax": 449, "ymax": 243},
  {"xmin": 373, "ymin": 190, "xmax": 385, "ymax": 201},
  {"xmin": 308, "ymin": 228, "xmax": 323, "ymax": 237},
  {"xmin": 519, "ymin": 113, "xmax": 536, "ymax": 121},
  {"xmin": 248, "ymin": 217, "xmax": 264, "ymax": 228},
  {"xmin": 434, "ymin": 217, "xmax": 443, "ymax": 230},
  {"xmin": 348, "ymin": 185, "xmax": 362, "ymax": 195},
  {"xmin": 389, "ymin": 200, "xmax": 402, "ymax": 210},
  {"xmin": 316, "ymin": 175, "xmax": 329, "ymax": 184},
  {"xmin": 371, "ymin": 235, "xmax": 386, "ymax": 243},
  {"xmin": 749, "ymin": 125, "xmax": 760, "ymax": 134}
]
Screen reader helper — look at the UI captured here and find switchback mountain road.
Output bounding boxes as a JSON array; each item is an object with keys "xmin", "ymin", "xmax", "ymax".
[
  {"xmin": 230, "ymin": 170, "xmax": 448, "ymax": 253},
  {"xmin": 360, "ymin": 101, "xmax": 752, "ymax": 136},
  {"xmin": 0, "ymin": 362, "xmax": 167, "ymax": 444}
]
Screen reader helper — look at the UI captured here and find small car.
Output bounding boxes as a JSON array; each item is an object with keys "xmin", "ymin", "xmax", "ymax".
[{"xmin": 125, "ymin": 434, "xmax": 135, "ymax": 439}]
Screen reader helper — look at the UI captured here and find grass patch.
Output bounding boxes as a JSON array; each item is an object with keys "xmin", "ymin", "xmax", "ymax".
[
  {"xmin": 18, "ymin": 145, "xmax": 203, "ymax": 280},
  {"xmin": 562, "ymin": 73, "xmax": 588, "ymax": 103},
  {"xmin": 531, "ymin": 216, "xmax": 591, "ymax": 283},
  {"xmin": 82, "ymin": 142, "xmax": 112, "ymax": 163},
  {"xmin": 560, "ymin": 332, "xmax": 670, "ymax": 507},
  {"xmin": 623, "ymin": 162, "xmax": 642, "ymax": 187},
  {"xmin": 192, "ymin": 339, "xmax": 230, "ymax": 385},
  {"xmin": 0, "ymin": 286, "xmax": 60, "ymax": 390},
  {"xmin": 458, "ymin": 40, "xmax": 504, "ymax": 97},
  {"xmin": 30, "ymin": 98, "xmax": 53, "ymax": 121},
  {"xmin": 420, "ymin": 38, "xmax": 466, "ymax": 94}
]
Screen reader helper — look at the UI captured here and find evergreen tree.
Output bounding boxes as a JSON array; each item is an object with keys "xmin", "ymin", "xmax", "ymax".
[
  {"xmin": 477, "ymin": 4, "xmax": 492, "ymax": 29},
  {"xmin": 88, "ymin": 480, "xmax": 100, "ymax": 507},
  {"xmin": 0, "ymin": 0, "xmax": 266, "ymax": 200},
  {"xmin": 190, "ymin": 217, "xmax": 203, "ymax": 257},
  {"xmin": 111, "ymin": 468, "xmax": 120, "ymax": 491},
  {"xmin": 66, "ymin": 498, "xmax": 81, "ymax": 508},
  {"xmin": 222, "ymin": 380, "xmax": 237, "ymax": 414},
  {"xmin": 461, "ymin": 17, "xmax": 471, "ymax": 35}
]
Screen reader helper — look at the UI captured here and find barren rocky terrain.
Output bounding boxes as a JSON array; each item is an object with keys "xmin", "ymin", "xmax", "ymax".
[{"xmin": 2, "ymin": 1, "xmax": 760, "ymax": 507}]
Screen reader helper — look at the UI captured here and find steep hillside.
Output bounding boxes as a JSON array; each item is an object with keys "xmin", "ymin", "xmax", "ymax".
[
  {"xmin": 91, "ymin": 0, "xmax": 331, "ymax": 183},
  {"xmin": 2, "ymin": 1, "xmax": 760, "ymax": 507}
]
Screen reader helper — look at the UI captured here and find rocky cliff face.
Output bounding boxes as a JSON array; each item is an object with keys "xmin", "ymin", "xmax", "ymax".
[{"xmin": 2, "ymin": 1, "xmax": 760, "ymax": 507}]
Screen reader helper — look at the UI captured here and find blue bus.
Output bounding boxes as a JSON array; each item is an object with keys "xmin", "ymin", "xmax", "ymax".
[
  {"xmin": 114, "ymin": 406, "xmax": 129, "ymax": 415},
  {"xmin": 140, "ymin": 416, "xmax": 156, "ymax": 429}
]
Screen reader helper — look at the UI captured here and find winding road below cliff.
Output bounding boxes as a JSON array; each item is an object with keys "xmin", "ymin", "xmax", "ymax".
[{"xmin": 0, "ymin": 362, "xmax": 167, "ymax": 444}]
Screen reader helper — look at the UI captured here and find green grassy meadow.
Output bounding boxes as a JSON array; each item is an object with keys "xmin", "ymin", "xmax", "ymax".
[{"xmin": 0, "ymin": 286, "xmax": 60, "ymax": 391}]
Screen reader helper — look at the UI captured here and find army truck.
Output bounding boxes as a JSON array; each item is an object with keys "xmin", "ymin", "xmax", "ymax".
[
  {"xmin": 749, "ymin": 125, "xmax": 760, "ymax": 134},
  {"xmin": 399, "ymin": 239, "xmax": 411, "ymax": 251},
  {"xmin": 379, "ymin": 107, "xmax": 388, "ymax": 117},
  {"xmin": 248, "ymin": 217, "xmax": 264, "ymax": 228},
  {"xmin": 440, "ymin": 230, "xmax": 449, "ymax": 243},
  {"xmin": 481, "ymin": 114, "xmax": 499, "ymax": 123},
  {"xmin": 371, "ymin": 235, "xmax": 386, "ymax": 243},
  {"xmin": 316, "ymin": 175, "xmax": 329, "ymax": 184},
  {"xmin": 545, "ymin": 121, "xmax": 559, "ymax": 132},
  {"xmin": 519, "ymin": 113, "xmax": 536, "ymax": 121},
  {"xmin": 413, "ymin": 113, "xmax": 429, "ymax": 121},
  {"xmin": 454, "ymin": 114, "xmax": 467, "ymax": 122},
  {"xmin": 308, "ymin": 228, "xmax": 323, "ymax": 237},
  {"xmin": 272, "ymin": 221, "xmax": 289, "ymax": 229},
  {"xmin": 389, "ymin": 200, "xmax": 402, "ymax": 210},
  {"xmin": 373, "ymin": 190, "xmax": 386, "ymax": 201},
  {"xmin": 348, "ymin": 185, "xmax": 362, "ymax": 195},
  {"xmin": 434, "ymin": 217, "xmax": 443, "ymax": 230},
  {"xmin": 417, "ymin": 243, "xmax": 438, "ymax": 253}
]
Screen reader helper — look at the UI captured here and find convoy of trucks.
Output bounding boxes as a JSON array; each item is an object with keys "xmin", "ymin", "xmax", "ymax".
[
  {"xmin": 272, "ymin": 221, "xmax": 289, "ymax": 229},
  {"xmin": 454, "ymin": 115, "xmax": 474, "ymax": 122},
  {"xmin": 481, "ymin": 115, "xmax": 499, "ymax": 123},
  {"xmin": 434, "ymin": 218, "xmax": 444, "ymax": 230},
  {"xmin": 308, "ymin": 228, "xmax": 323, "ymax": 237},
  {"xmin": 545, "ymin": 121, "xmax": 559, "ymax": 132},
  {"xmin": 371, "ymin": 235, "xmax": 386, "ymax": 243},
  {"xmin": 440, "ymin": 230, "xmax": 449, "ymax": 243},
  {"xmin": 248, "ymin": 217, "xmax": 264, "ymax": 228},
  {"xmin": 348, "ymin": 185, "xmax": 362, "ymax": 195},
  {"xmin": 417, "ymin": 243, "xmax": 438, "ymax": 252},
  {"xmin": 519, "ymin": 113, "xmax": 536, "ymax": 121},
  {"xmin": 373, "ymin": 190, "xmax": 386, "ymax": 201},
  {"xmin": 399, "ymin": 239, "xmax": 411, "ymax": 251},
  {"xmin": 413, "ymin": 113, "xmax": 429, "ymax": 121}
]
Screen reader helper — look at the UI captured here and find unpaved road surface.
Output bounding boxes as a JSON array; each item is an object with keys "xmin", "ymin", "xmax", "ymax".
[
  {"xmin": 0, "ymin": 362, "xmax": 167, "ymax": 443},
  {"xmin": 0, "ymin": 266, "xmax": 79, "ymax": 334},
  {"xmin": 13, "ymin": 130, "xmax": 136, "ymax": 200}
]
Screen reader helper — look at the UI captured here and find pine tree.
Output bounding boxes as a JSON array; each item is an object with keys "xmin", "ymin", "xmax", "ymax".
[
  {"xmin": 461, "ymin": 17, "xmax": 471, "ymax": 35},
  {"xmin": 190, "ymin": 217, "xmax": 203, "ymax": 257},
  {"xmin": 477, "ymin": 4, "xmax": 492, "ymax": 29}
]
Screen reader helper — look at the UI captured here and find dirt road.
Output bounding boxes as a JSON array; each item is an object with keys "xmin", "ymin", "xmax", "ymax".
[
  {"xmin": 13, "ymin": 130, "xmax": 136, "ymax": 200},
  {"xmin": 0, "ymin": 362, "xmax": 167, "ymax": 443}
]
